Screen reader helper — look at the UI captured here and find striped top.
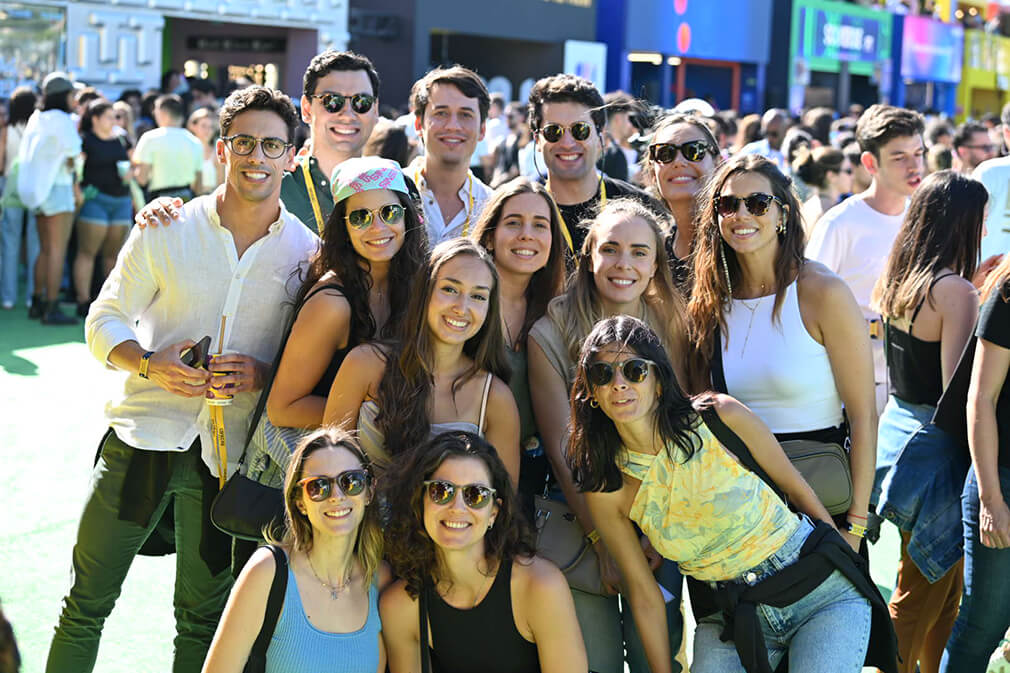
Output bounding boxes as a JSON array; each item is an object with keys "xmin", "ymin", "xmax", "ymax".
[{"xmin": 264, "ymin": 561, "xmax": 381, "ymax": 673}]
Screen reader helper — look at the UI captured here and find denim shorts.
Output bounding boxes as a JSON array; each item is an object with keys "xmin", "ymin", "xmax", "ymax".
[
  {"xmin": 694, "ymin": 516, "xmax": 872, "ymax": 673},
  {"xmin": 38, "ymin": 183, "xmax": 74, "ymax": 216},
  {"xmin": 79, "ymin": 191, "xmax": 133, "ymax": 227}
]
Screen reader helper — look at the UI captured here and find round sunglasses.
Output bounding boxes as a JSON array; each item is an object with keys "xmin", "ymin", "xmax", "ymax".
[
  {"xmin": 221, "ymin": 134, "xmax": 292, "ymax": 159},
  {"xmin": 714, "ymin": 192, "xmax": 785, "ymax": 218},
  {"xmin": 539, "ymin": 121, "xmax": 594, "ymax": 143},
  {"xmin": 587, "ymin": 358, "xmax": 656, "ymax": 387},
  {"xmin": 648, "ymin": 140, "xmax": 713, "ymax": 164},
  {"xmin": 298, "ymin": 469, "xmax": 371, "ymax": 502},
  {"xmin": 423, "ymin": 479, "xmax": 497, "ymax": 509},
  {"xmin": 345, "ymin": 203, "xmax": 405, "ymax": 230},
  {"xmin": 309, "ymin": 92, "xmax": 375, "ymax": 115}
]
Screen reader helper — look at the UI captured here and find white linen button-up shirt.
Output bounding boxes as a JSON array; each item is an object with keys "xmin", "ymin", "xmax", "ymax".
[
  {"xmin": 406, "ymin": 156, "xmax": 492, "ymax": 245},
  {"xmin": 86, "ymin": 192, "xmax": 319, "ymax": 476}
]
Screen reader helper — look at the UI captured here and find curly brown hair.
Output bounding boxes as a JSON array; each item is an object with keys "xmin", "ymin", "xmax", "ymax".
[{"xmin": 382, "ymin": 431, "xmax": 534, "ymax": 598}]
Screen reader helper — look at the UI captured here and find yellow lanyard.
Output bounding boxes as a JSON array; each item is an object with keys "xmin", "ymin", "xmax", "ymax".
[
  {"xmin": 209, "ymin": 315, "xmax": 229, "ymax": 489},
  {"xmin": 548, "ymin": 175, "xmax": 606, "ymax": 252},
  {"xmin": 301, "ymin": 157, "xmax": 325, "ymax": 236},
  {"xmin": 416, "ymin": 167, "xmax": 475, "ymax": 237}
]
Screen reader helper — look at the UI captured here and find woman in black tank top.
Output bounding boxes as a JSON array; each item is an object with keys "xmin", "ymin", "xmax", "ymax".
[
  {"xmin": 380, "ymin": 432, "xmax": 587, "ymax": 673},
  {"xmin": 870, "ymin": 170, "xmax": 987, "ymax": 673}
]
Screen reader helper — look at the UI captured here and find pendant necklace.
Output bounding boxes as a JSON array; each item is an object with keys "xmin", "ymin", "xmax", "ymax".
[
  {"xmin": 308, "ymin": 555, "xmax": 353, "ymax": 600},
  {"xmin": 736, "ymin": 295, "xmax": 765, "ymax": 357}
]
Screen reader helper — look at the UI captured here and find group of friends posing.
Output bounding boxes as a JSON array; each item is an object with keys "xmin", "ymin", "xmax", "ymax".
[{"xmin": 40, "ymin": 48, "xmax": 1010, "ymax": 673}]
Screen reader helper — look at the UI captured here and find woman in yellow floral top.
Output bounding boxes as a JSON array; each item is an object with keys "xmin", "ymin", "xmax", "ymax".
[{"xmin": 567, "ymin": 316, "xmax": 877, "ymax": 673}]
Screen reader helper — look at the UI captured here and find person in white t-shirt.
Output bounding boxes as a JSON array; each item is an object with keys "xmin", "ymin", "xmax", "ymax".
[
  {"xmin": 973, "ymin": 103, "xmax": 1010, "ymax": 264},
  {"xmin": 133, "ymin": 94, "xmax": 204, "ymax": 201},
  {"xmin": 806, "ymin": 104, "xmax": 926, "ymax": 415}
]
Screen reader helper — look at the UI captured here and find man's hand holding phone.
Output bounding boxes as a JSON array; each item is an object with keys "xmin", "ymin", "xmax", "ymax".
[{"xmin": 147, "ymin": 339, "xmax": 212, "ymax": 398}]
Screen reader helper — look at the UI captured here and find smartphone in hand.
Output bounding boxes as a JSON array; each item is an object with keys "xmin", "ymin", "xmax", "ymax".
[{"xmin": 180, "ymin": 336, "xmax": 212, "ymax": 369}]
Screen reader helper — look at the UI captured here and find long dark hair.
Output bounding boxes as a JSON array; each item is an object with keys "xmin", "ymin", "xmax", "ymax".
[
  {"xmin": 7, "ymin": 87, "xmax": 37, "ymax": 127},
  {"xmin": 688, "ymin": 155, "xmax": 805, "ymax": 388},
  {"xmin": 382, "ymin": 431, "xmax": 534, "ymax": 598},
  {"xmin": 294, "ymin": 190, "xmax": 428, "ymax": 343},
  {"xmin": 470, "ymin": 177, "xmax": 568, "ymax": 344},
  {"xmin": 376, "ymin": 239, "xmax": 510, "ymax": 456},
  {"xmin": 568, "ymin": 316, "xmax": 702, "ymax": 493},
  {"xmin": 873, "ymin": 170, "xmax": 986, "ymax": 320}
]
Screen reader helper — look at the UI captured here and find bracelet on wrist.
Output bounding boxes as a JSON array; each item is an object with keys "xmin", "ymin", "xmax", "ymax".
[
  {"xmin": 846, "ymin": 513, "xmax": 867, "ymax": 521},
  {"xmin": 138, "ymin": 351, "xmax": 155, "ymax": 379},
  {"xmin": 846, "ymin": 521, "xmax": 867, "ymax": 538}
]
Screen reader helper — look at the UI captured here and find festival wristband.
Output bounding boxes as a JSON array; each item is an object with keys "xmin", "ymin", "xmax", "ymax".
[
  {"xmin": 846, "ymin": 522, "xmax": 867, "ymax": 538},
  {"xmin": 138, "ymin": 351, "xmax": 154, "ymax": 379}
]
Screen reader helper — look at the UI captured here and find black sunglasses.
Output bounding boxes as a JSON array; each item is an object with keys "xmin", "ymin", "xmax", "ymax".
[
  {"xmin": 423, "ymin": 480, "xmax": 497, "ymax": 509},
  {"xmin": 587, "ymin": 358, "xmax": 656, "ymax": 387},
  {"xmin": 648, "ymin": 140, "xmax": 712, "ymax": 164},
  {"xmin": 539, "ymin": 121, "xmax": 593, "ymax": 143},
  {"xmin": 221, "ymin": 134, "xmax": 292, "ymax": 159},
  {"xmin": 310, "ymin": 92, "xmax": 376, "ymax": 115},
  {"xmin": 346, "ymin": 203, "xmax": 405, "ymax": 230},
  {"xmin": 715, "ymin": 192, "xmax": 785, "ymax": 218},
  {"xmin": 298, "ymin": 469, "xmax": 371, "ymax": 502}
]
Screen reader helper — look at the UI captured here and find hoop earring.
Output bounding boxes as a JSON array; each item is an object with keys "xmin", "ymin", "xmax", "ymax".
[
  {"xmin": 777, "ymin": 215, "xmax": 786, "ymax": 235},
  {"xmin": 720, "ymin": 240, "xmax": 733, "ymax": 296},
  {"xmin": 589, "ymin": 397, "xmax": 599, "ymax": 409}
]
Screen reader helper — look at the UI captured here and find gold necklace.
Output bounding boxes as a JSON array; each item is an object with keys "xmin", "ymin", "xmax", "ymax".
[
  {"xmin": 736, "ymin": 296, "xmax": 765, "ymax": 357},
  {"xmin": 307, "ymin": 555, "xmax": 353, "ymax": 601}
]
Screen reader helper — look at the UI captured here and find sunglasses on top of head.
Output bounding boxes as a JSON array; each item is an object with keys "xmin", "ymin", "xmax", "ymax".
[
  {"xmin": 586, "ymin": 358, "xmax": 656, "ymax": 387},
  {"xmin": 648, "ymin": 140, "xmax": 713, "ymax": 164},
  {"xmin": 423, "ymin": 480, "xmax": 497, "ymax": 509},
  {"xmin": 310, "ymin": 92, "xmax": 376, "ymax": 115},
  {"xmin": 539, "ymin": 121, "xmax": 594, "ymax": 143},
  {"xmin": 715, "ymin": 192, "xmax": 786, "ymax": 218},
  {"xmin": 345, "ymin": 203, "xmax": 405, "ymax": 230},
  {"xmin": 297, "ymin": 469, "xmax": 372, "ymax": 502}
]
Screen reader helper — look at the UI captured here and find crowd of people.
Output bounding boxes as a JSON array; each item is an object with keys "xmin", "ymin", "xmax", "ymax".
[{"xmin": 5, "ymin": 45, "xmax": 1010, "ymax": 673}]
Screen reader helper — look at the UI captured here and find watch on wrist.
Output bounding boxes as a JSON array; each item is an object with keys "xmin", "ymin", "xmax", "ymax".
[{"xmin": 138, "ymin": 351, "xmax": 155, "ymax": 379}]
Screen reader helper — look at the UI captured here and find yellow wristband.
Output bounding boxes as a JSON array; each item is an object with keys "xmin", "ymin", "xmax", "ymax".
[
  {"xmin": 138, "ymin": 351, "xmax": 154, "ymax": 379},
  {"xmin": 846, "ymin": 522, "xmax": 867, "ymax": 538},
  {"xmin": 585, "ymin": 529, "xmax": 601, "ymax": 545}
]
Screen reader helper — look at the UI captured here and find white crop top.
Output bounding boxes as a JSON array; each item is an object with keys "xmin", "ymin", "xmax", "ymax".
[{"xmin": 722, "ymin": 280, "xmax": 843, "ymax": 433}]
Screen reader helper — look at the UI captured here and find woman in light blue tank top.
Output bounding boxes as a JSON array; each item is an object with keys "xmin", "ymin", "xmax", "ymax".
[
  {"xmin": 202, "ymin": 428, "xmax": 389, "ymax": 673},
  {"xmin": 323, "ymin": 239, "xmax": 521, "ymax": 486}
]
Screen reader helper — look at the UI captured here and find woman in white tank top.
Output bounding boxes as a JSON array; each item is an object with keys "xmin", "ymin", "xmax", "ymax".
[{"xmin": 687, "ymin": 154, "xmax": 877, "ymax": 553}]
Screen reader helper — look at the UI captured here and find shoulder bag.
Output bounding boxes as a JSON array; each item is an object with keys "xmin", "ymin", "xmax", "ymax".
[
  {"xmin": 533, "ymin": 481, "xmax": 606, "ymax": 595},
  {"xmin": 710, "ymin": 326, "xmax": 853, "ymax": 515}
]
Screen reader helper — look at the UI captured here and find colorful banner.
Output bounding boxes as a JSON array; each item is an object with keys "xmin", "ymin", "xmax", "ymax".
[
  {"xmin": 900, "ymin": 15, "xmax": 963, "ymax": 83},
  {"xmin": 791, "ymin": 0, "xmax": 892, "ymax": 77}
]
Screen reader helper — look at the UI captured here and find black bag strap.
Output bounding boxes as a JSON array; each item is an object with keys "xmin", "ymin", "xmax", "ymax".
[
  {"xmin": 710, "ymin": 326, "xmax": 729, "ymax": 394},
  {"xmin": 249, "ymin": 545, "xmax": 288, "ymax": 664},
  {"xmin": 698, "ymin": 405, "xmax": 784, "ymax": 503},
  {"xmin": 238, "ymin": 282, "xmax": 346, "ymax": 465},
  {"xmin": 419, "ymin": 580, "xmax": 431, "ymax": 673},
  {"xmin": 932, "ymin": 332, "xmax": 978, "ymax": 449}
]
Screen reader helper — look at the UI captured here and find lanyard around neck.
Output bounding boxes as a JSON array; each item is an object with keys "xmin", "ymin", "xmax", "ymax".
[
  {"xmin": 416, "ymin": 166, "xmax": 475, "ymax": 237},
  {"xmin": 301, "ymin": 157, "xmax": 325, "ymax": 236},
  {"xmin": 548, "ymin": 175, "xmax": 606, "ymax": 252}
]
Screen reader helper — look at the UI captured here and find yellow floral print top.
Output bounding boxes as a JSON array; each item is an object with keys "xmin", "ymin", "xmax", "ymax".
[{"xmin": 619, "ymin": 420, "xmax": 799, "ymax": 581}]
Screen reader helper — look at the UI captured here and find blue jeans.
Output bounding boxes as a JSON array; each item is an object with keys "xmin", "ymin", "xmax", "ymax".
[
  {"xmin": 877, "ymin": 396, "xmax": 969, "ymax": 582},
  {"xmin": 693, "ymin": 517, "xmax": 872, "ymax": 673},
  {"xmin": 874, "ymin": 396, "xmax": 934, "ymax": 506},
  {"xmin": 940, "ymin": 465, "xmax": 1010, "ymax": 672},
  {"xmin": 0, "ymin": 197, "xmax": 39, "ymax": 305}
]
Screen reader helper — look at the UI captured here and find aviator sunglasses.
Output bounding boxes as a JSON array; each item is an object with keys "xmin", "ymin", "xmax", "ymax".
[
  {"xmin": 423, "ymin": 480, "xmax": 497, "ymax": 509},
  {"xmin": 715, "ymin": 192, "xmax": 786, "ymax": 218},
  {"xmin": 648, "ymin": 140, "xmax": 713, "ymax": 164},
  {"xmin": 345, "ymin": 203, "xmax": 405, "ymax": 230},
  {"xmin": 298, "ymin": 469, "xmax": 371, "ymax": 501},
  {"xmin": 587, "ymin": 358, "xmax": 656, "ymax": 387},
  {"xmin": 310, "ymin": 92, "xmax": 376, "ymax": 115},
  {"xmin": 539, "ymin": 121, "xmax": 594, "ymax": 143}
]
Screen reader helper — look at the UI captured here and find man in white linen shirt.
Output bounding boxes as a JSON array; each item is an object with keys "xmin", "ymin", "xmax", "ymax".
[
  {"xmin": 46, "ymin": 86, "xmax": 317, "ymax": 673},
  {"xmin": 405, "ymin": 65, "xmax": 493, "ymax": 244}
]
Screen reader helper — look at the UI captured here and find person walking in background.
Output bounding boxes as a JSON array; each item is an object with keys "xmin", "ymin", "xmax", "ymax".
[
  {"xmin": 133, "ymin": 93, "xmax": 203, "ymax": 202},
  {"xmin": 16, "ymin": 72, "xmax": 82, "ymax": 325},
  {"xmin": 187, "ymin": 107, "xmax": 223, "ymax": 195},
  {"xmin": 0, "ymin": 86, "xmax": 39, "ymax": 311},
  {"xmin": 793, "ymin": 146, "xmax": 854, "ymax": 236}
]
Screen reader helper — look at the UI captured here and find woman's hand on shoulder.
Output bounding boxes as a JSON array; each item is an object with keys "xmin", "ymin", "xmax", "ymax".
[
  {"xmin": 514, "ymin": 557, "xmax": 588, "ymax": 673},
  {"xmin": 379, "ymin": 578, "xmax": 421, "ymax": 673},
  {"xmin": 200, "ymin": 547, "xmax": 280, "ymax": 673}
]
